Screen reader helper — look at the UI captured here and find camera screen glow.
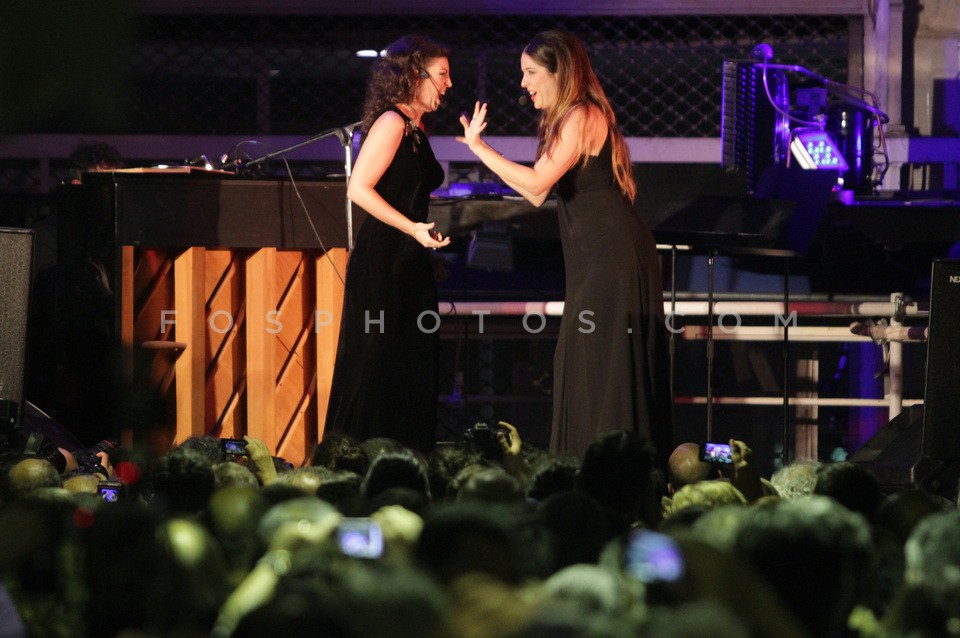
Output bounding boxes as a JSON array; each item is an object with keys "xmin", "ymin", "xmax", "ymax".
[
  {"xmin": 337, "ymin": 521, "xmax": 384, "ymax": 559},
  {"xmin": 703, "ymin": 443, "xmax": 733, "ymax": 464},
  {"xmin": 624, "ymin": 530, "xmax": 685, "ymax": 583}
]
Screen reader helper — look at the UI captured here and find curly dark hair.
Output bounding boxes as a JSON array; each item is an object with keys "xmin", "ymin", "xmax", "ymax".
[
  {"xmin": 361, "ymin": 34, "xmax": 450, "ymax": 132},
  {"xmin": 67, "ymin": 141, "xmax": 123, "ymax": 181}
]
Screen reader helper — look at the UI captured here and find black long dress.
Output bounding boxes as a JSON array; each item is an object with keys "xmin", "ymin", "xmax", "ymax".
[
  {"xmin": 550, "ymin": 132, "xmax": 673, "ymax": 461},
  {"xmin": 325, "ymin": 108, "xmax": 445, "ymax": 453}
]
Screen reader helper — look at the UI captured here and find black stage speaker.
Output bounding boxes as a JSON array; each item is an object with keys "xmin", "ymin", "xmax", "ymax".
[
  {"xmin": 921, "ymin": 259, "xmax": 960, "ymax": 459},
  {"xmin": 852, "ymin": 259, "xmax": 960, "ymax": 498},
  {"xmin": 0, "ymin": 227, "xmax": 35, "ymax": 432}
]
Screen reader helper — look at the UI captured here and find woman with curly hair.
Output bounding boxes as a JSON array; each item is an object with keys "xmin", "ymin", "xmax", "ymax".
[
  {"xmin": 458, "ymin": 30, "xmax": 672, "ymax": 464},
  {"xmin": 325, "ymin": 34, "xmax": 452, "ymax": 453}
]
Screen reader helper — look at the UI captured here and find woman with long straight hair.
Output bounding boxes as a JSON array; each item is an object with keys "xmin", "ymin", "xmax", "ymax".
[{"xmin": 458, "ymin": 29, "xmax": 672, "ymax": 463}]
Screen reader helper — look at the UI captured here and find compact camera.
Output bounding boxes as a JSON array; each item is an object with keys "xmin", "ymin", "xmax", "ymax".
[
  {"xmin": 622, "ymin": 529, "xmax": 685, "ymax": 584},
  {"xmin": 220, "ymin": 438, "xmax": 248, "ymax": 457},
  {"xmin": 699, "ymin": 442, "xmax": 733, "ymax": 465},
  {"xmin": 97, "ymin": 481, "xmax": 125, "ymax": 503},
  {"xmin": 463, "ymin": 422, "xmax": 502, "ymax": 459},
  {"xmin": 336, "ymin": 518, "xmax": 384, "ymax": 559}
]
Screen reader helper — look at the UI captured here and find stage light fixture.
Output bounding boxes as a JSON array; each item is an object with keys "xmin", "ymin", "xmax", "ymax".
[{"xmin": 790, "ymin": 129, "xmax": 849, "ymax": 171}]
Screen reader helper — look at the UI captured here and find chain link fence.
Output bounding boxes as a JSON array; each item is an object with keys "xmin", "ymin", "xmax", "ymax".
[
  {"xmin": 1, "ymin": 12, "xmax": 850, "ymax": 218},
  {"xmin": 127, "ymin": 13, "xmax": 849, "ymax": 137}
]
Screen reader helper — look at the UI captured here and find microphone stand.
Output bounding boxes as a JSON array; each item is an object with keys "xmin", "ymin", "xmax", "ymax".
[{"xmin": 223, "ymin": 121, "xmax": 362, "ymax": 250}]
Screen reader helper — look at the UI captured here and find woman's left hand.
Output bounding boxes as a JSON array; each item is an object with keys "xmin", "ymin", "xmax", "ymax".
[
  {"xmin": 457, "ymin": 101, "xmax": 489, "ymax": 150},
  {"xmin": 410, "ymin": 222, "xmax": 451, "ymax": 249}
]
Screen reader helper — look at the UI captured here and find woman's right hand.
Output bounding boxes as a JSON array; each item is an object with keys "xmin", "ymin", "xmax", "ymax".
[
  {"xmin": 457, "ymin": 101, "xmax": 488, "ymax": 150},
  {"xmin": 410, "ymin": 221, "xmax": 451, "ymax": 249}
]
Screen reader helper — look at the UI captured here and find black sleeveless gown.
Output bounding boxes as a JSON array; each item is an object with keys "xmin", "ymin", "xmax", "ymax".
[
  {"xmin": 324, "ymin": 108, "xmax": 445, "ymax": 453},
  {"xmin": 550, "ymin": 132, "xmax": 673, "ymax": 461}
]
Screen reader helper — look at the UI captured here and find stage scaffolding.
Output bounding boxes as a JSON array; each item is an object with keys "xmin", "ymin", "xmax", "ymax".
[{"xmin": 436, "ymin": 293, "xmax": 927, "ymax": 462}]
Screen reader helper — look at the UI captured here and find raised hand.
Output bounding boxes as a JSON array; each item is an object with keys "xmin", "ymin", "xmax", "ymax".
[{"xmin": 457, "ymin": 101, "xmax": 489, "ymax": 149}]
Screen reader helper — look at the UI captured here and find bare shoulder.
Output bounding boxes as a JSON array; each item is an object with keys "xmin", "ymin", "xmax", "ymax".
[
  {"xmin": 581, "ymin": 105, "xmax": 608, "ymax": 154},
  {"xmin": 367, "ymin": 110, "xmax": 406, "ymax": 139}
]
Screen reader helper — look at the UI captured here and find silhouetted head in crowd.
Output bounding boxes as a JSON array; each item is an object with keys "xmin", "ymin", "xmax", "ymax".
[
  {"xmin": 659, "ymin": 503, "xmax": 712, "ymax": 535},
  {"xmin": 425, "ymin": 442, "xmax": 481, "ymax": 501},
  {"xmin": 260, "ymin": 482, "xmax": 311, "ymax": 507},
  {"xmin": 664, "ymin": 480, "xmax": 747, "ymax": 518},
  {"xmin": 882, "ymin": 509, "xmax": 960, "ymax": 637},
  {"xmin": 863, "ymin": 489, "xmax": 949, "ymax": 619},
  {"xmin": 62, "ymin": 473, "xmax": 102, "ymax": 495},
  {"xmin": 879, "ymin": 581, "xmax": 960, "ymax": 638},
  {"xmin": 541, "ymin": 563, "xmax": 633, "ymax": 616},
  {"xmin": 575, "ymin": 430, "xmax": 658, "ymax": 532},
  {"xmin": 239, "ymin": 549, "xmax": 450, "ymax": 638},
  {"xmin": 256, "ymin": 497, "xmax": 340, "ymax": 549},
  {"xmin": 361, "ymin": 449, "xmax": 431, "ymax": 501},
  {"xmin": 415, "ymin": 502, "xmax": 524, "ymax": 586},
  {"xmin": 361, "ymin": 437, "xmax": 408, "ymax": 463},
  {"xmin": 733, "ymin": 495, "xmax": 873, "ymax": 636},
  {"xmin": 904, "ymin": 509, "xmax": 960, "ymax": 589},
  {"xmin": 213, "ymin": 461, "xmax": 259, "ymax": 490},
  {"xmin": 177, "ymin": 435, "xmax": 223, "ymax": 465},
  {"xmin": 526, "ymin": 454, "xmax": 579, "ymax": 502},
  {"xmin": 0, "ymin": 499, "xmax": 84, "ymax": 636},
  {"xmin": 315, "ymin": 470, "xmax": 363, "ymax": 514},
  {"xmin": 538, "ymin": 489, "xmax": 609, "ymax": 571},
  {"xmin": 150, "ymin": 449, "xmax": 216, "ymax": 515},
  {"xmin": 688, "ymin": 504, "xmax": 754, "ymax": 553},
  {"xmin": 205, "ymin": 486, "xmax": 270, "ymax": 586},
  {"xmin": 361, "ymin": 486, "xmax": 431, "ymax": 519},
  {"xmin": 641, "ymin": 601, "xmax": 751, "ymax": 638},
  {"xmin": 873, "ymin": 488, "xmax": 949, "ymax": 547},
  {"xmin": 666, "ymin": 442, "xmax": 715, "ymax": 495},
  {"xmin": 274, "ymin": 466, "xmax": 332, "ymax": 496},
  {"xmin": 154, "ymin": 518, "xmax": 231, "ymax": 636},
  {"xmin": 24, "ymin": 486, "xmax": 74, "ymax": 505},
  {"xmin": 4, "ymin": 458, "xmax": 61, "ymax": 499},
  {"xmin": 83, "ymin": 503, "xmax": 165, "ymax": 637},
  {"xmin": 233, "ymin": 591, "xmax": 359, "ymax": 638},
  {"xmin": 770, "ymin": 458, "xmax": 820, "ymax": 500},
  {"xmin": 445, "ymin": 463, "xmax": 488, "ymax": 501},
  {"xmin": 456, "ymin": 467, "xmax": 524, "ymax": 505},
  {"xmin": 814, "ymin": 460, "xmax": 883, "ymax": 520},
  {"xmin": 326, "ymin": 560, "xmax": 450, "ymax": 638},
  {"xmin": 311, "ymin": 433, "xmax": 371, "ymax": 476}
]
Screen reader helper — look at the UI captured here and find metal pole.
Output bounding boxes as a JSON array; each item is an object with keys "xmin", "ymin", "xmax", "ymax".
[
  {"xmin": 706, "ymin": 250, "xmax": 715, "ymax": 441},
  {"xmin": 344, "ymin": 140, "xmax": 355, "ymax": 252},
  {"xmin": 888, "ymin": 292, "xmax": 905, "ymax": 420}
]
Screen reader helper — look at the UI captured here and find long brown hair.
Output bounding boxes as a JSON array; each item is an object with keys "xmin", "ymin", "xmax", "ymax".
[
  {"xmin": 523, "ymin": 29, "xmax": 636, "ymax": 202},
  {"xmin": 361, "ymin": 34, "xmax": 450, "ymax": 132}
]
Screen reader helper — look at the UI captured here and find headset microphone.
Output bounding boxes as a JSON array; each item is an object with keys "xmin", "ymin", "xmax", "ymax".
[
  {"xmin": 518, "ymin": 92, "xmax": 531, "ymax": 107},
  {"xmin": 419, "ymin": 68, "xmax": 446, "ymax": 109}
]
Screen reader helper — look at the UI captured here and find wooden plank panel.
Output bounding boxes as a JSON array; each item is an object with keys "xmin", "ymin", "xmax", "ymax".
[
  {"xmin": 174, "ymin": 247, "xmax": 206, "ymax": 443},
  {"xmin": 205, "ymin": 249, "xmax": 244, "ymax": 438},
  {"xmin": 315, "ymin": 248, "xmax": 348, "ymax": 443},
  {"xmin": 273, "ymin": 251, "xmax": 314, "ymax": 464},
  {"xmin": 245, "ymin": 248, "xmax": 277, "ymax": 449}
]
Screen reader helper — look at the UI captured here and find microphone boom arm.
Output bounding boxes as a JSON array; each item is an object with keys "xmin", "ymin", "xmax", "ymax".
[
  {"xmin": 222, "ymin": 121, "xmax": 362, "ymax": 171},
  {"xmin": 222, "ymin": 121, "xmax": 363, "ymax": 250}
]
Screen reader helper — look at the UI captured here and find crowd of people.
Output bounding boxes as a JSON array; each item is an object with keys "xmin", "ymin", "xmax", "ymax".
[
  {"xmin": 7, "ymin": 26, "xmax": 957, "ymax": 638},
  {"xmin": 1, "ymin": 422, "xmax": 959, "ymax": 638}
]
